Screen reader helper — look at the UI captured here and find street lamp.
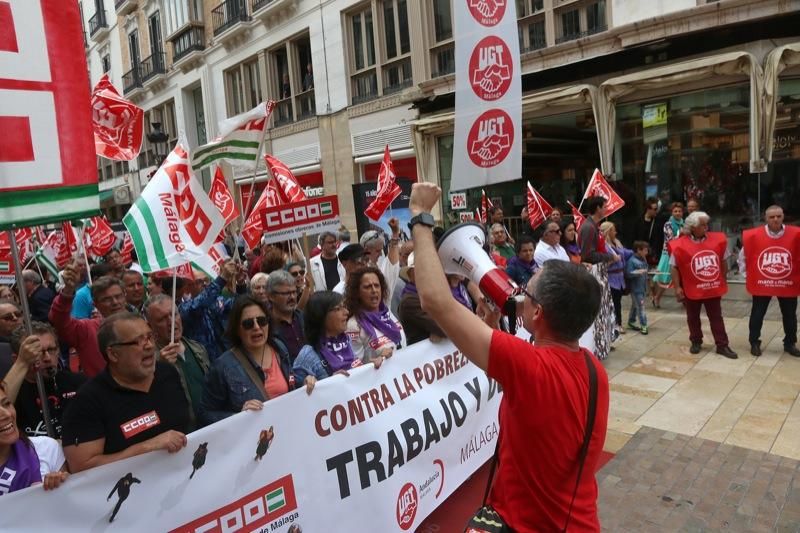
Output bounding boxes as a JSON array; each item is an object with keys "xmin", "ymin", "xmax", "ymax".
[{"xmin": 146, "ymin": 122, "xmax": 169, "ymax": 167}]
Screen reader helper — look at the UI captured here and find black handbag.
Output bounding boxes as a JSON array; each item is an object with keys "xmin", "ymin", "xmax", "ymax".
[{"xmin": 464, "ymin": 350, "xmax": 599, "ymax": 533}]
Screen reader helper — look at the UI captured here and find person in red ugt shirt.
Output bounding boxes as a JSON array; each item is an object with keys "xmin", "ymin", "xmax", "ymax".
[{"xmin": 410, "ymin": 183, "xmax": 609, "ymax": 532}]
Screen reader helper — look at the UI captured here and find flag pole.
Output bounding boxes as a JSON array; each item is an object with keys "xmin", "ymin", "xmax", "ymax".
[
  {"xmin": 241, "ymin": 103, "xmax": 271, "ymax": 223},
  {"xmin": 77, "ymin": 225, "xmax": 93, "ymax": 285},
  {"xmin": 170, "ymin": 271, "xmax": 177, "ymax": 344},
  {"xmin": 8, "ymin": 230, "xmax": 56, "ymax": 438}
]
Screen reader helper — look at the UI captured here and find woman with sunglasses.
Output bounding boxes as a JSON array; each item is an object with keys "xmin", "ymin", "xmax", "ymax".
[
  {"xmin": 199, "ymin": 296, "xmax": 295, "ymax": 426},
  {"xmin": 293, "ymin": 291, "xmax": 363, "ymax": 394},
  {"xmin": 344, "ymin": 266, "xmax": 405, "ymax": 365},
  {"xmin": 0, "ymin": 382, "xmax": 69, "ymax": 495}
]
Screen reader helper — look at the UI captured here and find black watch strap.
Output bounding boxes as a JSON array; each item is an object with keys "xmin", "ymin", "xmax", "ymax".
[{"xmin": 408, "ymin": 212, "xmax": 435, "ymax": 232}]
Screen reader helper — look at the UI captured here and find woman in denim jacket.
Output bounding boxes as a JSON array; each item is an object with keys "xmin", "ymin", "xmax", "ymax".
[
  {"xmin": 199, "ymin": 296, "xmax": 294, "ymax": 426},
  {"xmin": 293, "ymin": 291, "xmax": 367, "ymax": 394}
]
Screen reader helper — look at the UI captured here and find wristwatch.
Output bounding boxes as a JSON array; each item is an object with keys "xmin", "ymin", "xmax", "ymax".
[{"xmin": 408, "ymin": 212, "xmax": 435, "ymax": 232}]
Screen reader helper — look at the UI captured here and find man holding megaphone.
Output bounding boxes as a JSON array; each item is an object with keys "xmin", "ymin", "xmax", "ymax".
[{"xmin": 409, "ymin": 183, "xmax": 610, "ymax": 533}]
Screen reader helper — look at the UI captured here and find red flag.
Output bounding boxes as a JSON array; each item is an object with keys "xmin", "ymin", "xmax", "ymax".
[
  {"xmin": 264, "ymin": 155, "xmax": 307, "ymax": 205},
  {"xmin": 209, "ymin": 166, "xmax": 240, "ymax": 225},
  {"xmin": 85, "ymin": 216, "xmax": 116, "ymax": 257},
  {"xmin": 582, "ymin": 168, "xmax": 625, "ymax": 218},
  {"xmin": 154, "ymin": 263, "xmax": 194, "ymax": 280},
  {"xmin": 365, "ymin": 146, "xmax": 402, "ymax": 221},
  {"xmin": 526, "ymin": 182, "xmax": 553, "ymax": 230},
  {"xmin": 480, "ymin": 189, "xmax": 494, "ymax": 223},
  {"xmin": 61, "ymin": 222, "xmax": 79, "ymax": 255},
  {"xmin": 48, "ymin": 231, "xmax": 72, "ymax": 269},
  {"xmin": 568, "ymin": 201, "xmax": 585, "ymax": 232},
  {"xmin": 241, "ymin": 188, "xmax": 270, "ymax": 250},
  {"xmin": 91, "ymin": 74, "xmax": 144, "ymax": 161},
  {"xmin": 35, "ymin": 227, "xmax": 47, "ymax": 247},
  {"xmin": 120, "ymin": 232, "xmax": 134, "ymax": 266}
]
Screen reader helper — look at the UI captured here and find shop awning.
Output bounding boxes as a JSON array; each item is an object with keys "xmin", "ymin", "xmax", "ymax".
[
  {"xmin": 599, "ymin": 51, "xmax": 764, "ymax": 174},
  {"xmin": 763, "ymin": 43, "xmax": 800, "ymax": 163}
]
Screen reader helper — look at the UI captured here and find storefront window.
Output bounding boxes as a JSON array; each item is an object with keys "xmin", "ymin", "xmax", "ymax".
[
  {"xmin": 766, "ymin": 78, "xmax": 800, "ymax": 223},
  {"xmin": 616, "ymin": 84, "xmax": 754, "ymax": 240}
]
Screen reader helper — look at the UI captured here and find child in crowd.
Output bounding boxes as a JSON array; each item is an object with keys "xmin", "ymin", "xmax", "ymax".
[{"xmin": 626, "ymin": 241, "xmax": 650, "ymax": 335}]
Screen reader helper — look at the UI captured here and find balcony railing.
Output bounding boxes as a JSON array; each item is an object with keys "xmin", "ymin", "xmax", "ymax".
[
  {"xmin": 382, "ymin": 57, "xmax": 413, "ymax": 95},
  {"xmin": 212, "ymin": 0, "xmax": 250, "ymax": 36},
  {"xmin": 430, "ymin": 44, "xmax": 455, "ymax": 78},
  {"xmin": 555, "ymin": 25, "xmax": 607, "ymax": 44},
  {"xmin": 351, "ymin": 70, "xmax": 378, "ymax": 105},
  {"xmin": 521, "ymin": 39, "xmax": 546, "ymax": 53},
  {"xmin": 274, "ymin": 98, "xmax": 293, "ymax": 127},
  {"xmin": 251, "ymin": 0, "xmax": 275, "ymax": 11},
  {"xmin": 140, "ymin": 52, "xmax": 166, "ymax": 83},
  {"xmin": 172, "ymin": 25, "xmax": 205, "ymax": 62},
  {"xmin": 89, "ymin": 10, "xmax": 108, "ymax": 37},
  {"xmin": 122, "ymin": 66, "xmax": 142, "ymax": 94},
  {"xmin": 296, "ymin": 89, "xmax": 315, "ymax": 120}
]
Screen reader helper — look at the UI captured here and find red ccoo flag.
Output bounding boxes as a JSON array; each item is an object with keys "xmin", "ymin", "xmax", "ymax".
[
  {"xmin": 209, "ymin": 166, "xmax": 239, "ymax": 225},
  {"xmin": 91, "ymin": 74, "xmax": 144, "ymax": 161},
  {"xmin": 568, "ymin": 201, "xmax": 585, "ymax": 232},
  {"xmin": 365, "ymin": 146, "xmax": 402, "ymax": 221},
  {"xmin": 582, "ymin": 168, "xmax": 625, "ymax": 217},
  {"xmin": 264, "ymin": 155, "xmax": 307, "ymax": 205},
  {"xmin": 526, "ymin": 182, "xmax": 553, "ymax": 230}
]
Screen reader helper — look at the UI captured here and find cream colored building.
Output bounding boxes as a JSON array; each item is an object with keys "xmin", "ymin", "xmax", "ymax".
[{"xmin": 81, "ymin": 0, "xmax": 800, "ymax": 235}]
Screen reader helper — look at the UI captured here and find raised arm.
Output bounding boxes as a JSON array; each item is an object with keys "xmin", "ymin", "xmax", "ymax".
[{"xmin": 410, "ymin": 184, "xmax": 494, "ymax": 371}]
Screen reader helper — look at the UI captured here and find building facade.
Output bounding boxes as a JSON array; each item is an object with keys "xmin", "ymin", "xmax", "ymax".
[{"xmin": 80, "ymin": 0, "xmax": 800, "ymax": 238}]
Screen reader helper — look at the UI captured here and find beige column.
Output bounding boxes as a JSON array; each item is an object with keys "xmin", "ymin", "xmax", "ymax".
[
  {"xmin": 544, "ymin": 0, "xmax": 556, "ymax": 47},
  {"xmin": 318, "ymin": 110, "xmax": 358, "ymax": 231},
  {"xmin": 407, "ymin": 0, "xmax": 427, "ymax": 84}
]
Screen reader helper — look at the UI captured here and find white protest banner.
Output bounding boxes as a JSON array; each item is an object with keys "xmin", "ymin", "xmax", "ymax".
[
  {"xmin": 452, "ymin": 0, "xmax": 522, "ymax": 190},
  {"xmin": 2, "ymin": 339, "xmax": 501, "ymax": 532},
  {"xmin": 261, "ymin": 195, "xmax": 341, "ymax": 245}
]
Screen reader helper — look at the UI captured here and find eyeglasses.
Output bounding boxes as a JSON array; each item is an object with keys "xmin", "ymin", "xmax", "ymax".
[
  {"xmin": 41, "ymin": 346, "xmax": 60, "ymax": 356},
  {"xmin": 0, "ymin": 312, "xmax": 21, "ymax": 321},
  {"xmin": 289, "ymin": 270, "xmax": 306, "ymax": 277},
  {"xmin": 97, "ymin": 293, "xmax": 126, "ymax": 306},
  {"xmin": 241, "ymin": 316, "xmax": 269, "ymax": 330},
  {"xmin": 110, "ymin": 332, "xmax": 154, "ymax": 348}
]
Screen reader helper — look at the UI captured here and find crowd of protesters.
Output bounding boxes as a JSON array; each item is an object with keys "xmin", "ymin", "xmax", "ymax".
[{"xmin": 1, "ymin": 184, "xmax": 797, "ymax": 533}]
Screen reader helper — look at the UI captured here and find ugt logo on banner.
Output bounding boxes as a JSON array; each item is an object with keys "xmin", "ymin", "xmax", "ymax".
[
  {"xmin": 467, "ymin": 0, "xmax": 507, "ymax": 26},
  {"xmin": 470, "ymin": 36, "xmax": 512, "ymax": 101},
  {"xmin": 467, "ymin": 109, "xmax": 514, "ymax": 168},
  {"xmin": 0, "ymin": 0, "xmax": 97, "ymax": 229}
]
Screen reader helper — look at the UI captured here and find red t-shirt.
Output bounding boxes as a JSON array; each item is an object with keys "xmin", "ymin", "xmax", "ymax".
[{"xmin": 487, "ymin": 330, "xmax": 609, "ymax": 532}]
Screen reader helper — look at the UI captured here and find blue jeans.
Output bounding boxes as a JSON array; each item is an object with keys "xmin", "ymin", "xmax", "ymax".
[{"xmin": 628, "ymin": 291, "xmax": 648, "ymax": 327}]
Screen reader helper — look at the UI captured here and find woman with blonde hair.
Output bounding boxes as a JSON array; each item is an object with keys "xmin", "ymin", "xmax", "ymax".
[{"xmin": 600, "ymin": 221, "xmax": 632, "ymax": 336}]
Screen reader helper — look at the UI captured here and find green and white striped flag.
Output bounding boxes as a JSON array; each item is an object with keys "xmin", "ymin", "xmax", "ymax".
[
  {"xmin": 123, "ymin": 142, "xmax": 226, "ymax": 273},
  {"xmin": 191, "ymin": 101, "xmax": 274, "ymax": 171},
  {"xmin": 35, "ymin": 240, "xmax": 60, "ymax": 279},
  {"xmin": 266, "ymin": 487, "xmax": 285, "ymax": 513}
]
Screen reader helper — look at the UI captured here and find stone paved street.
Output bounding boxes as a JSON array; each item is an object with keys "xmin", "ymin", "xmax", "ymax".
[{"xmin": 598, "ymin": 295, "xmax": 800, "ymax": 531}]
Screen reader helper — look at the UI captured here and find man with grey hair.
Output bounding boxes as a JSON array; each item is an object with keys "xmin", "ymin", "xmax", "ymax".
[
  {"xmin": 22, "ymin": 269, "xmax": 55, "ymax": 323},
  {"xmin": 310, "ymin": 231, "xmax": 344, "ymax": 291},
  {"xmin": 739, "ymin": 205, "xmax": 800, "ymax": 357},
  {"xmin": 359, "ymin": 217, "xmax": 401, "ymax": 301},
  {"xmin": 670, "ymin": 211, "xmax": 737, "ymax": 358},
  {"xmin": 61, "ymin": 312, "xmax": 189, "ymax": 473},
  {"xmin": 409, "ymin": 182, "xmax": 609, "ymax": 531},
  {"xmin": 490, "ymin": 223, "xmax": 516, "ymax": 261},
  {"xmin": 145, "ymin": 294, "xmax": 210, "ymax": 429},
  {"xmin": 267, "ymin": 270, "xmax": 306, "ymax": 361}
]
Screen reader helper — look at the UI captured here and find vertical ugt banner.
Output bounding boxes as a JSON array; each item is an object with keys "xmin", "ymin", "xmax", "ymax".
[
  {"xmin": 0, "ymin": 0, "xmax": 98, "ymax": 230},
  {"xmin": 452, "ymin": 0, "xmax": 522, "ymax": 191}
]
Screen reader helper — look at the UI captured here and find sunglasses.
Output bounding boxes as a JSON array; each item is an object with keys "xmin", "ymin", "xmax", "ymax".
[
  {"xmin": 289, "ymin": 270, "xmax": 306, "ymax": 277},
  {"xmin": 241, "ymin": 316, "xmax": 269, "ymax": 330},
  {"xmin": 0, "ymin": 312, "xmax": 21, "ymax": 321}
]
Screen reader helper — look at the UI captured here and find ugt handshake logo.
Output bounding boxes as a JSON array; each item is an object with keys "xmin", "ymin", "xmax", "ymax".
[
  {"xmin": 468, "ymin": 110, "xmax": 513, "ymax": 168},
  {"xmin": 470, "ymin": 37, "xmax": 512, "ymax": 100},
  {"xmin": 468, "ymin": 0, "xmax": 507, "ymax": 26}
]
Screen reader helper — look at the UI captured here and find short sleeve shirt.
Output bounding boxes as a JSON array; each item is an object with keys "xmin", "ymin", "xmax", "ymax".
[
  {"xmin": 486, "ymin": 330, "xmax": 609, "ymax": 532},
  {"xmin": 16, "ymin": 371, "xmax": 87, "ymax": 439},
  {"xmin": 61, "ymin": 362, "xmax": 190, "ymax": 455}
]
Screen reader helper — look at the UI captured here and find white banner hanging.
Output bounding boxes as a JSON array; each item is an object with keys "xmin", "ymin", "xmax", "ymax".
[
  {"xmin": 2, "ymin": 339, "xmax": 501, "ymax": 532},
  {"xmin": 452, "ymin": 0, "xmax": 522, "ymax": 190}
]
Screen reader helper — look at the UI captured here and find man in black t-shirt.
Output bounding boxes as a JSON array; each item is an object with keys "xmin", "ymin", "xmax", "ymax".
[
  {"xmin": 310, "ymin": 231, "xmax": 344, "ymax": 291},
  {"xmin": 4, "ymin": 322, "xmax": 86, "ymax": 438},
  {"xmin": 62, "ymin": 312, "xmax": 190, "ymax": 473}
]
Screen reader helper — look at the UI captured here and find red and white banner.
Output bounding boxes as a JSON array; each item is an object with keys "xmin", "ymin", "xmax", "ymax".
[
  {"xmin": 479, "ymin": 189, "xmax": 493, "ymax": 224},
  {"xmin": 91, "ymin": 74, "xmax": 144, "ymax": 161},
  {"xmin": 120, "ymin": 232, "xmax": 134, "ymax": 266},
  {"xmin": 365, "ymin": 145, "xmax": 402, "ymax": 221},
  {"xmin": 2, "ymin": 338, "xmax": 500, "ymax": 532},
  {"xmin": 209, "ymin": 166, "xmax": 239, "ymax": 225},
  {"xmin": 261, "ymin": 195, "xmax": 341, "ymax": 245},
  {"xmin": 0, "ymin": 0, "xmax": 99, "ymax": 230},
  {"xmin": 85, "ymin": 216, "xmax": 117, "ymax": 257},
  {"xmin": 526, "ymin": 182, "xmax": 553, "ymax": 230},
  {"xmin": 264, "ymin": 155, "xmax": 307, "ymax": 206},
  {"xmin": 452, "ymin": 1, "xmax": 521, "ymax": 190},
  {"xmin": 582, "ymin": 168, "xmax": 625, "ymax": 218}
]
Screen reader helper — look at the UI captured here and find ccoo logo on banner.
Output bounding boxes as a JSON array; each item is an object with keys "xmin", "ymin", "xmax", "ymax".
[{"xmin": 452, "ymin": 0, "xmax": 522, "ymax": 190}]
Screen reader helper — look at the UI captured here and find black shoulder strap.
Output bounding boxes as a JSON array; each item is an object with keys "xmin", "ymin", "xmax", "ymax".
[
  {"xmin": 481, "ymin": 440, "xmax": 500, "ymax": 506},
  {"xmin": 563, "ymin": 350, "xmax": 599, "ymax": 532}
]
